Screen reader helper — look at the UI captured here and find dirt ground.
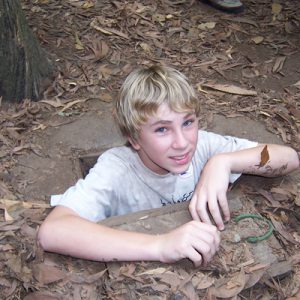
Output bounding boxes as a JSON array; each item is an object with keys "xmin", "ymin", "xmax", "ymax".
[{"xmin": 0, "ymin": 0, "xmax": 300, "ymax": 299}]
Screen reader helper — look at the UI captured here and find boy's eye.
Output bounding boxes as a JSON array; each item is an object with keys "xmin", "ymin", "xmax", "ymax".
[
  {"xmin": 183, "ymin": 119, "xmax": 194, "ymax": 127},
  {"xmin": 155, "ymin": 127, "xmax": 167, "ymax": 133}
]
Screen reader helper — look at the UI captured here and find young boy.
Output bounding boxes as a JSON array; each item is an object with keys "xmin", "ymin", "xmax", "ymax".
[{"xmin": 38, "ymin": 65, "xmax": 299, "ymax": 267}]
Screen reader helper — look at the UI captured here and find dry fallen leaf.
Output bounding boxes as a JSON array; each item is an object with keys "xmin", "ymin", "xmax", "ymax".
[
  {"xmin": 272, "ymin": 3, "xmax": 282, "ymax": 15},
  {"xmin": 292, "ymin": 232, "xmax": 300, "ymax": 243},
  {"xmin": 99, "ymin": 93, "xmax": 113, "ymax": 103},
  {"xmin": 293, "ymin": 80, "xmax": 300, "ymax": 89},
  {"xmin": 270, "ymin": 187, "xmax": 291, "ymax": 197},
  {"xmin": 74, "ymin": 32, "xmax": 84, "ymax": 50},
  {"xmin": 98, "ymin": 64, "xmax": 114, "ymax": 80},
  {"xmin": 138, "ymin": 267, "xmax": 168, "ymax": 276},
  {"xmin": 202, "ymin": 83, "xmax": 257, "ymax": 96},
  {"xmin": 152, "ymin": 13, "xmax": 166, "ymax": 24},
  {"xmin": 69, "ymin": 269, "xmax": 107, "ymax": 284},
  {"xmin": 257, "ymin": 145, "xmax": 269, "ymax": 168},
  {"xmin": 245, "ymin": 263, "xmax": 270, "ymax": 273},
  {"xmin": 150, "ymin": 283, "xmax": 169, "ymax": 292},
  {"xmin": 59, "ymin": 98, "xmax": 89, "ymax": 112},
  {"xmin": 0, "ymin": 244, "xmax": 14, "ymax": 252},
  {"xmin": 257, "ymin": 189, "xmax": 281, "ymax": 207},
  {"xmin": 270, "ymin": 216, "xmax": 298, "ymax": 245},
  {"xmin": 0, "ymin": 199, "xmax": 50, "ymax": 210},
  {"xmin": 32, "ymin": 263, "xmax": 66, "ymax": 285},
  {"xmin": 23, "ymin": 291, "xmax": 59, "ymax": 300},
  {"xmin": 40, "ymin": 99, "xmax": 63, "ymax": 108},
  {"xmin": 105, "ymin": 28, "xmax": 129, "ymax": 39},
  {"xmin": 223, "ymin": 16, "xmax": 258, "ymax": 27},
  {"xmin": 179, "ymin": 281, "xmax": 198, "ymax": 299},
  {"xmin": 285, "ymin": 293, "xmax": 300, "ymax": 300},
  {"xmin": 140, "ymin": 42, "xmax": 152, "ymax": 55},
  {"xmin": 6, "ymin": 255, "xmax": 22, "ymax": 275},
  {"xmin": 91, "ymin": 24, "xmax": 112, "ymax": 35},
  {"xmin": 81, "ymin": 0, "xmax": 94, "ymax": 9},
  {"xmin": 198, "ymin": 22, "xmax": 216, "ymax": 30},
  {"xmin": 192, "ymin": 273, "xmax": 214, "ymax": 289},
  {"xmin": 273, "ymin": 56, "xmax": 286, "ymax": 73},
  {"xmin": 4, "ymin": 208, "xmax": 14, "ymax": 221},
  {"xmin": 151, "ymin": 271, "xmax": 182, "ymax": 290},
  {"xmin": 287, "ymin": 106, "xmax": 300, "ymax": 119},
  {"xmin": 210, "ymin": 268, "xmax": 247, "ymax": 298},
  {"xmin": 89, "ymin": 40, "xmax": 109, "ymax": 61},
  {"xmin": 295, "ymin": 193, "xmax": 300, "ymax": 206},
  {"xmin": 252, "ymin": 36, "xmax": 264, "ymax": 44},
  {"xmin": 90, "ymin": 19, "xmax": 129, "ymax": 39}
]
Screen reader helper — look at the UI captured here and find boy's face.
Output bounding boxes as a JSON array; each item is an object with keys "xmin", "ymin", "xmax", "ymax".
[{"xmin": 130, "ymin": 104, "xmax": 199, "ymax": 175}]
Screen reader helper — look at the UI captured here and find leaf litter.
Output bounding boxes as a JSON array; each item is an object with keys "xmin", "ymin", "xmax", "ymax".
[{"xmin": 1, "ymin": 0, "xmax": 300, "ymax": 298}]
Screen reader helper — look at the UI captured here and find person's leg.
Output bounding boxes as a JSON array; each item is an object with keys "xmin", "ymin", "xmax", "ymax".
[{"xmin": 205, "ymin": 0, "xmax": 244, "ymax": 13}]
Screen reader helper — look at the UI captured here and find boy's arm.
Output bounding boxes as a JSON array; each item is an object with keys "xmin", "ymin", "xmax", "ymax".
[
  {"xmin": 189, "ymin": 144, "xmax": 299, "ymax": 230},
  {"xmin": 38, "ymin": 205, "xmax": 220, "ymax": 266},
  {"xmin": 224, "ymin": 143, "xmax": 299, "ymax": 177}
]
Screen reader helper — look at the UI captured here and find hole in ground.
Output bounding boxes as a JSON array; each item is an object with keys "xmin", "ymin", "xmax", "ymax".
[
  {"xmin": 79, "ymin": 154, "xmax": 99, "ymax": 177},
  {"xmin": 76, "ymin": 144, "xmax": 125, "ymax": 178}
]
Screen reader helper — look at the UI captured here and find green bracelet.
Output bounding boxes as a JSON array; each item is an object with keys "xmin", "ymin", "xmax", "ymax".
[{"xmin": 233, "ymin": 214, "xmax": 274, "ymax": 243}]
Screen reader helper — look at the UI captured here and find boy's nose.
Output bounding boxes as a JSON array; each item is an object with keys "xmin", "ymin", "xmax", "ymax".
[{"xmin": 173, "ymin": 130, "xmax": 188, "ymax": 149}]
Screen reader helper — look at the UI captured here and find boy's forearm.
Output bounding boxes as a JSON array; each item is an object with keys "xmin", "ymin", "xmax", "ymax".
[
  {"xmin": 220, "ymin": 144, "xmax": 299, "ymax": 177},
  {"xmin": 39, "ymin": 206, "xmax": 221, "ymax": 266},
  {"xmin": 38, "ymin": 207, "xmax": 160, "ymax": 262}
]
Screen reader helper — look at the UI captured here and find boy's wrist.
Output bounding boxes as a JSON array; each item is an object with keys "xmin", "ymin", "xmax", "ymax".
[
  {"xmin": 209, "ymin": 153, "xmax": 233, "ymax": 173},
  {"xmin": 134, "ymin": 233, "xmax": 164, "ymax": 262},
  {"xmin": 146, "ymin": 233, "xmax": 172, "ymax": 264},
  {"xmin": 150, "ymin": 234, "xmax": 166, "ymax": 263}
]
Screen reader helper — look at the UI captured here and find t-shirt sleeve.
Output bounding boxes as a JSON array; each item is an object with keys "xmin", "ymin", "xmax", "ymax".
[
  {"xmin": 197, "ymin": 131, "xmax": 258, "ymax": 183},
  {"xmin": 50, "ymin": 151, "xmax": 122, "ymax": 222}
]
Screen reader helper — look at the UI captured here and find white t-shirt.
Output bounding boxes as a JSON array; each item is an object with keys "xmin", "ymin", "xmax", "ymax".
[{"xmin": 51, "ymin": 131, "xmax": 257, "ymax": 222}]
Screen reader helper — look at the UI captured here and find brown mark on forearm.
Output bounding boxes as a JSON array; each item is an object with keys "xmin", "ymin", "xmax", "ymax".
[
  {"xmin": 242, "ymin": 163, "xmax": 288, "ymax": 176},
  {"xmin": 252, "ymin": 145, "xmax": 288, "ymax": 176},
  {"xmin": 261, "ymin": 163, "xmax": 288, "ymax": 176}
]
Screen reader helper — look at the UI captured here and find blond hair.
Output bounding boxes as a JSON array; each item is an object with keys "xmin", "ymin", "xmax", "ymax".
[{"xmin": 115, "ymin": 65, "xmax": 200, "ymax": 139}]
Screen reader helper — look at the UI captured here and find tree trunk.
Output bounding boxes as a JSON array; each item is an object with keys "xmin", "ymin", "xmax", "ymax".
[{"xmin": 0, "ymin": 0, "xmax": 53, "ymax": 103}]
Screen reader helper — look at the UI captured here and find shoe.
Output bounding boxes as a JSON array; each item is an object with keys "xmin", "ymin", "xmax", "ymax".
[{"xmin": 204, "ymin": 0, "xmax": 244, "ymax": 13}]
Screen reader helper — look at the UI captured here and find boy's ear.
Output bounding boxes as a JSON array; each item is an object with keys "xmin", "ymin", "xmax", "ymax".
[{"xmin": 128, "ymin": 136, "xmax": 141, "ymax": 151}]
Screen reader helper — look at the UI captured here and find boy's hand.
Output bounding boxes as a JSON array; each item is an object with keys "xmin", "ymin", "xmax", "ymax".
[
  {"xmin": 157, "ymin": 221, "xmax": 220, "ymax": 267},
  {"xmin": 189, "ymin": 155, "xmax": 231, "ymax": 230}
]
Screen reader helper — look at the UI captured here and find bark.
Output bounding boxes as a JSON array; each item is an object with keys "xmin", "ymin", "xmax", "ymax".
[{"xmin": 0, "ymin": 0, "xmax": 53, "ymax": 102}]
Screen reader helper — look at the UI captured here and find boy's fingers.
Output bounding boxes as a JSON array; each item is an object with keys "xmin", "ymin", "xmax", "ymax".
[
  {"xmin": 192, "ymin": 239, "xmax": 214, "ymax": 264},
  {"xmin": 208, "ymin": 197, "xmax": 224, "ymax": 230},
  {"xmin": 200, "ymin": 225, "xmax": 221, "ymax": 249},
  {"xmin": 190, "ymin": 193, "xmax": 226, "ymax": 230},
  {"xmin": 193, "ymin": 193, "xmax": 213, "ymax": 225},
  {"xmin": 189, "ymin": 196, "xmax": 201, "ymax": 221},
  {"xmin": 187, "ymin": 248, "xmax": 203, "ymax": 267},
  {"xmin": 197, "ymin": 200, "xmax": 213, "ymax": 225},
  {"xmin": 175, "ymin": 221, "xmax": 220, "ymax": 266},
  {"xmin": 218, "ymin": 192, "xmax": 230, "ymax": 222},
  {"xmin": 191, "ymin": 221, "xmax": 220, "ymax": 247}
]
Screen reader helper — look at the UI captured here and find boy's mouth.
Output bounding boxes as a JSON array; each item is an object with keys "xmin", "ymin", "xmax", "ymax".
[{"xmin": 170, "ymin": 152, "xmax": 190, "ymax": 165}]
